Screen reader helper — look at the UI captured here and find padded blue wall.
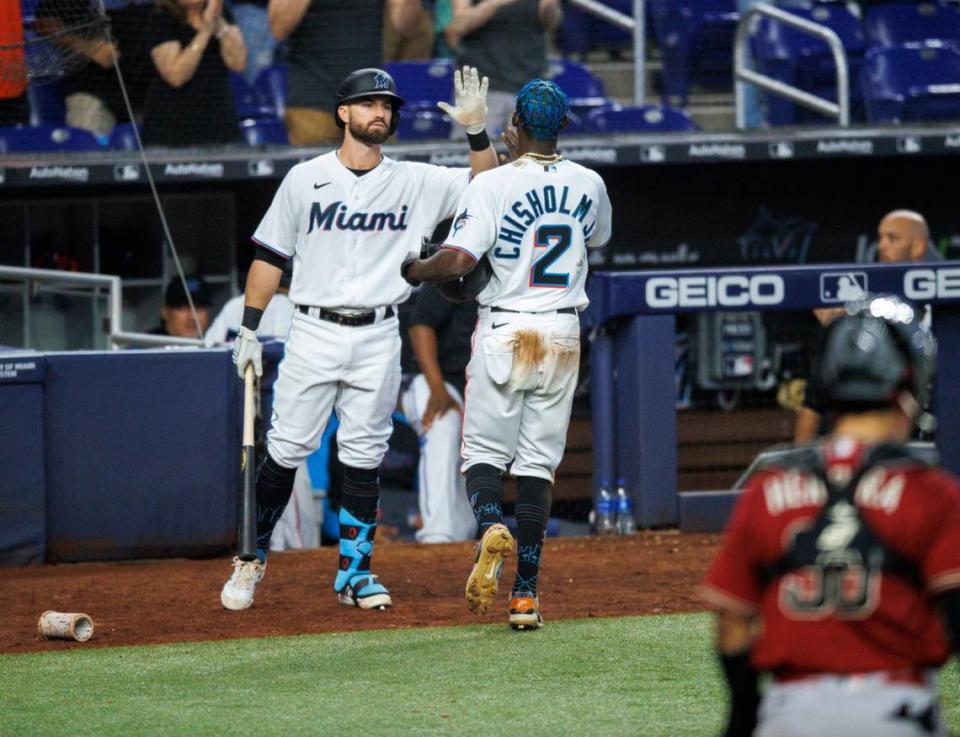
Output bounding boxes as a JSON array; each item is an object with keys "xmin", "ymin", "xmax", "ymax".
[{"xmin": 42, "ymin": 349, "xmax": 241, "ymax": 562}]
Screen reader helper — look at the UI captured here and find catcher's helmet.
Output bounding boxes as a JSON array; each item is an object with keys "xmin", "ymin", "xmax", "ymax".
[
  {"xmin": 335, "ymin": 68, "xmax": 405, "ymax": 135},
  {"xmin": 819, "ymin": 295, "xmax": 936, "ymax": 414}
]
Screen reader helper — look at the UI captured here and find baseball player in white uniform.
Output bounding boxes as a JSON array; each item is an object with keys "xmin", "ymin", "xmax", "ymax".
[
  {"xmin": 221, "ymin": 65, "xmax": 498, "ymax": 611},
  {"xmin": 402, "ymin": 79, "xmax": 612, "ymax": 628}
]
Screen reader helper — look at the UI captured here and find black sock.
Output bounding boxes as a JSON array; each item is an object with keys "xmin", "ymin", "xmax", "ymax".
[
  {"xmin": 512, "ymin": 476, "xmax": 552, "ymax": 597},
  {"xmin": 466, "ymin": 464, "xmax": 503, "ymax": 533},
  {"xmin": 255, "ymin": 454, "xmax": 299, "ymax": 556},
  {"xmin": 341, "ymin": 465, "xmax": 380, "ymax": 524}
]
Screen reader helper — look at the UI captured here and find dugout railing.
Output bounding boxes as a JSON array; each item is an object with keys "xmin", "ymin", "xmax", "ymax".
[{"xmin": 585, "ymin": 261, "xmax": 960, "ymax": 532}]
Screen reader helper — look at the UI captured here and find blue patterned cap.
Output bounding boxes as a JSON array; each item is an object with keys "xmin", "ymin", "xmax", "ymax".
[{"xmin": 515, "ymin": 79, "xmax": 569, "ymax": 140}]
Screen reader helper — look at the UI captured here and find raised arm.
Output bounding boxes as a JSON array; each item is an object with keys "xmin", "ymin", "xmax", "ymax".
[
  {"xmin": 387, "ymin": 0, "xmax": 424, "ymax": 38},
  {"xmin": 214, "ymin": 16, "xmax": 247, "ymax": 73},
  {"xmin": 268, "ymin": 0, "xmax": 312, "ymax": 41},
  {"xmin": 538, "ymin": 0, "xmax": 562, "ymax": 31},
  {"xmin": 446, "ymin": 0, "xmax": 517, "ymax": 40},
  {"xmin": 437, "ymin": 66, "xmax": 498, "ymax": 175}
]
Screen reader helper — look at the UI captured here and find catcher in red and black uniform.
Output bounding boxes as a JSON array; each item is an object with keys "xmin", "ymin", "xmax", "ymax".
[{"xmin": 702, "ymin": 295, "xmax": 960, "ymax": 737}]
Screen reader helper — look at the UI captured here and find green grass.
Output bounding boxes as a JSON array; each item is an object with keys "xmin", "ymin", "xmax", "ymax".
[{"xmin": 0, "ymin": 614, "xmax": 957, "ymax": 737}]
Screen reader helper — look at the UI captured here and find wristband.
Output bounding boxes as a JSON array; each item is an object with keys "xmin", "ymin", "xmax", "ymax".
[
  {"xmin": 466, "ymin": 129, "xmax": 490, "ymax": 152},
  {"xmin": 241, "ymin": 306, "xmax": 263, "ymax": 331}
]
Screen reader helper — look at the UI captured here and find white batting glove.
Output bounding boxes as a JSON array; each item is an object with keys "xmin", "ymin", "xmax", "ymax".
[
  {"xmin": 437, "ymin": 66, "xmax": 489, "ymax": 135},
  {"xmin": 232, "ymin": 326, "xmax": 262, "ymax": 379}
]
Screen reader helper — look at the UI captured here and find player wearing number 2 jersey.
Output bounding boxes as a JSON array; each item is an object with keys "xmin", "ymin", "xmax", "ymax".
[
  {"xmin": 702, "ymin": 295, "xmax": 960, "ymax": 737},
  {"xmin": 403, "ymin": 79, "xmax": 612, "ymax": 629}
]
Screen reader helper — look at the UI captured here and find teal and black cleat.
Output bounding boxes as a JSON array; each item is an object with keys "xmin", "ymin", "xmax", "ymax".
[{"xmin": 333, "ymin": 507, "xmax": 392, "ymax": 610}]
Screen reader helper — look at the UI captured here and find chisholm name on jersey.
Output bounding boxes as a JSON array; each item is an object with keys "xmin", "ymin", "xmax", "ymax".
[
  {"xmin": 499, "ymin": 185, "xmax": 596, "ymax": 245},
  {"xmin": 307, "ymin": 201, "xmax": 409, "ymax": 233}
]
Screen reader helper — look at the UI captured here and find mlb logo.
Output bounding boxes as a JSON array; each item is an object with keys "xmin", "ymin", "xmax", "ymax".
[
  {"xmin": 820, "ymin": 272, "xmax": 867, "ymax": 302},
  {"xmin": 248, "ymin": 159, "xmax": 274, "ymax": 177},
  {"xmin": 896, "ymin": 136, "xmax": 921, "ymax": 154},
  {"xmin": 769, "ymin": 142, "xmax": 794, "ymax": 159},
  {"xmin": 642, "ymin": 145, "xmax": 665, "ymax": 163},
  {"xmin": 113, "ymin": 164, "xmax": 140, "ymax": 182},
  {"xmin": 0, "ymin": 168, "xmax": 5, "ymax": 184}
]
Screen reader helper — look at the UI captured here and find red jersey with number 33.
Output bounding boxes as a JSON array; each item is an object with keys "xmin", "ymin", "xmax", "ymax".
[{"xmin": 702, "ymin": 438, "xmax": 960, "ymax": 675}]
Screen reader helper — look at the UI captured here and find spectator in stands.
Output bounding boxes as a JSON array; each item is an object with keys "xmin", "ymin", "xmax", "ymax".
[
  {"xmin": 142, "ymin": 0, "xmax": 247, "ymax": 147},
  {"xmin": 445, "ymin": 0, "xmax": 561, "ymax": 135},
  {"xmin": 150, "ymin": 274, "xmax": 213, "ymax": 338},
  {"xmin": 35, "ymin": 0, "xmax": 155, "ymax": 138},
  {"xmin": 400, "ymin": 276, "xmax": 479, "ymax": 543},
  {"xmin": 432, "ymin": 0, "xmax": 455, "ymax": 58},
  {"xmin": 269, "ymin": 0, "xmax": 422, "ymax": 145},
  {"xmin": 228, "ymin": 0, "xmax": 276, "ymax": 85},
  {"xmin": 385, "ymin": 0, "xmax": 434, "ymax": 61},
  {"xmin": 794, "ymin": 209, "xmax": 938, "ymax": 442}
]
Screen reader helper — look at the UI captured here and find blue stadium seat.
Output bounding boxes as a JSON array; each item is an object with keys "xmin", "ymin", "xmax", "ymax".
[
  {"xmin": 26, "ymin": 81, "xmax": 66, "ymax": 126},
  {"xmin": 230, "ymin": 72, "xmax": 275, "ymax": 119},
  {"xmin": 239, "ymin": 117, "xmax": 289, "ymax": 146},
  {"xmin": 585, "ymin": 105, "xmax": 698, "ymax": 133},
  {"xmin": 395, "ymin": 110, "xmax": 452, "ymax": 141},
  {"xmin": 255, "ymin": 64, "xmax": 287, "ymax": 120},
  {"xmin": 753, "ymin": 2, "xmax": 866, "ymax": 125},
  {"xmin": 861, "ymin": 43, "xmax": 960, "ymax": 122},
  {"xmin": 558, "ymin": 0, "xmax": 636, "ymax": 56},
  {"xmin": 107, "ymin": 121, "xmax": 141, "ymax": 150},
  {"xmin": 0, "ymin": 124, "xmax": 101, "ymax": 152},
  {"xmin": 543, "ymin": 59, "xmax": 621, "ymax": 119},
  {"xmin": 385, "ymin": 60, "xmax": 455, "ymax": 106},
  {"xmin": 864, "ymin": 2, "xmax": 960, "ymax": 48},
  {"xmin": 649, "ymin": 0, "xmax": 739, "ymax": 105}
]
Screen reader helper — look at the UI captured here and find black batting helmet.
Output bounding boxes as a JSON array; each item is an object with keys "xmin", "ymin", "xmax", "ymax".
[
  {"xmin": 335, "ymin": 68, "xmax": 405, "ymax": 135},
  {"xmin": 819, "ymin": 295, "xmax": 936, "ymax": 420}
]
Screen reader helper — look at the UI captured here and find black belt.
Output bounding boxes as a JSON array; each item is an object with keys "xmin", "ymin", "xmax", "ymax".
[
  {"xmin": 297, "ymin": 305, "xmax": 395, "ymax": 326},
  {"xmin": 491, "ymin": 306, "xmax": 577, "ymax": 315}
]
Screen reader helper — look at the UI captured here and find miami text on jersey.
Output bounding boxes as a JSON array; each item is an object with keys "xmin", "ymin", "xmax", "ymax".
[
  {"xmin": 498, "ymin": 185, "xmax": 595, "ymax": 246},
  {"xmin": 307, "ymin": 201, "xmax": 410, "ymax": 233}
]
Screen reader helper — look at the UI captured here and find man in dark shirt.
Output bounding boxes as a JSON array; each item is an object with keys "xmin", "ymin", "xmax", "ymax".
[
  {"xmin": 150, "ymin": 274, "xmax": 213, "ymax": 338},
  {"xmin": 400, "ymin": 282, "xmax": 478, "ymax": 542}
]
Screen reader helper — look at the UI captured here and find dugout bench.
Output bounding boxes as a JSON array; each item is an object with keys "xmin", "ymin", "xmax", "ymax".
[{"xmin": 585, "ymin": 261, "xmax": 960, "ymax": 532}]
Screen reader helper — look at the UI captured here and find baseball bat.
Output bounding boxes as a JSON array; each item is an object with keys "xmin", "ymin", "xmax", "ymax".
[{"xmin": 238, "ymin": 363, "xmax": 257, "ymax": 562}]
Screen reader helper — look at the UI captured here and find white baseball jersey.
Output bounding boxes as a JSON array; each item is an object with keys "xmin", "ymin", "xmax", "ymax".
[
  {"xmin": 443, "ymin": 156, "xmax": 612, "ymax": 312},
  {"xmin": 203, "ymin": 293, "xmax": 295, "ymax": 346},
  {"xmin": 253, "ymin": 152, "xmax": 470, "ymax": 308}
]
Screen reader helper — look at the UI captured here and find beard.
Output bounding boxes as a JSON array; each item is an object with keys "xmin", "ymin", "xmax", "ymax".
[{"xmin": 349, "ymin": 118, "xmax": 390, "ymax": 145}]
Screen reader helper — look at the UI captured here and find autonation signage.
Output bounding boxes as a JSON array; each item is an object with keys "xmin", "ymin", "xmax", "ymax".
[{"xmin": 645, "ymin": 274, "xmax": 785, "ymax": 308}]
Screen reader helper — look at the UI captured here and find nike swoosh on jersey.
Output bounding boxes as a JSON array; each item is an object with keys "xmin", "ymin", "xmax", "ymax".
[
  {"xmin": 313, "ymin": 182, "xmax": 330, "ymax": 189},
  {"xmin": 491, "ymin": 322, "xmax": 509, "ymax": 330}
]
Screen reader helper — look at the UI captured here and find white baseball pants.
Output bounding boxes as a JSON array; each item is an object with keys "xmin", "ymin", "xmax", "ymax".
[
  {"xmin": 461, "ymin": 309, "xmax": 580, "ymax": 482},
  {"xmin": 266, "ymin": 311, "xmax": 401, "ymax": 470},
  {"xmin": 400, "ymin": 374, "xmax": 478, "ymax": 543}
]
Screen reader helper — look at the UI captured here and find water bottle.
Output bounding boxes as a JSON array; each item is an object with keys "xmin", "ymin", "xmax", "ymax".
[
  {"xmin": 594, "ymin": 484, "xmax": 617, "ymax": 536},
  {"xmin": 615, "ymin": 480, "xmax": 636, "ymax": 535}
]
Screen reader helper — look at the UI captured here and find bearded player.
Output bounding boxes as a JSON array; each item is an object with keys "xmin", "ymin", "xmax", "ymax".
[
  {"xmin": 221, "ymin": 66, "xmax": 497, "ymax": 611},
  {"xmin": 402, "ymin": 79, "xmax": 613, "ymax": 629},
  {"xmin": 702, "ymin": 295, "xmax": 960, "ymax": 737}
]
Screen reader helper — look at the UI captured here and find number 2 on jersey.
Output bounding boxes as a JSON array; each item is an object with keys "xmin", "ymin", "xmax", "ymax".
[{"xmin": 530, "ymin": 225, "xmax": 572, "ymax": 288}]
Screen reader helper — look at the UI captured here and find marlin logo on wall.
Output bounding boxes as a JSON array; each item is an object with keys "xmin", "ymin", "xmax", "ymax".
[{"xmin": 739, "ymin": 207, "xmax": 818, "ymax": 264}]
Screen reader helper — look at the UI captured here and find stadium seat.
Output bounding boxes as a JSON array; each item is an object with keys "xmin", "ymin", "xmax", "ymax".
[
  {"xmin": 752, "ymin": 2, "xmax": 866, "ymax": 125},
  {"xmin": 0, "ymin": 124, "xmax": 101, "ymax": 152},
  {"xmin": 864, "ymin": 2, "xmax": 960, "ymax": 48},
  {"xmin": 26, "ymin": 81, "xmax": 66, "ymax": 126},
  {"xmin": 558, "ymin": 0, "xmax": 636, "ymax": 57},
  {"xmin": 385, "ymin": 60, "xmax": 454, "ymax": 106},
  {"xmin": 107, "ymin": 121, "xmax": 141, "ymax": 150},
  {"xmin": 585, "ymin": 105, "xmax": 699, "ymax": 133},
  {"xmin": 230, "ymin": 72, "xmax": 275, "ymax": 119},
  {"xmin": 543, "ymin": 59, "xmax": 621, "ymax": 119},
  {"xmin": 861, "ymin": 43, "xmax": 960, "ymax": 122},
  {"xmin": 395, "ymin": 110, "xmax": 452, "ymax": 141},
  {"xmin": 649, "ymin": 0, "xmax": 739, "ymax": 105},
  {"xmin": 255, "ymin": 64, "xmax": 287, "ymax": 120},
  {"xmin": 239, "ymin": 117, "xmax": 289, "ymax": 146}
]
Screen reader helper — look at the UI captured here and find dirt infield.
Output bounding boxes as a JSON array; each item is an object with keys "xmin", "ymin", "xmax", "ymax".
[{"xmin": 1, "ymin": 532, "xmax": 720, "ymax": 654}]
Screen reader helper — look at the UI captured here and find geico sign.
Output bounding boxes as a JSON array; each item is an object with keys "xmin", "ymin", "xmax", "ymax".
[
  {"xmin": 645, "ymin": 275, "xmax": 785, "ymax": 308},
  {"xmin": 904, "ymin": 268, "xmax": 960, "ymax": 300}
]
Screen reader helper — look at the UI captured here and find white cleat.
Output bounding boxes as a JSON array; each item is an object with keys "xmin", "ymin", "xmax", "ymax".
[{"xmin": 221, "ymin": 557, "xmax": 265, "ymax": 611}]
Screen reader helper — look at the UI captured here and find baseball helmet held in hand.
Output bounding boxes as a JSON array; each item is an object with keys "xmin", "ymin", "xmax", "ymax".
[
  {"xmin": 335, "ymin": 68, "xmax": 405, "ymax": 134},
  {"xmin": 437, "ymin": 254, "xmax": 493, "ymax": 304}
]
